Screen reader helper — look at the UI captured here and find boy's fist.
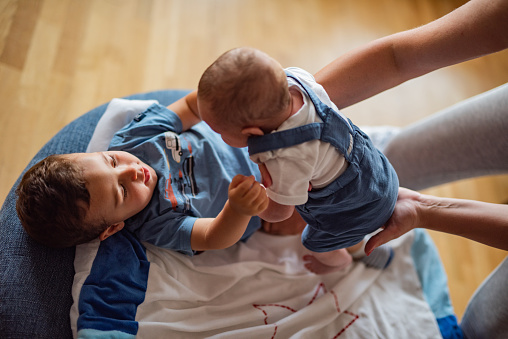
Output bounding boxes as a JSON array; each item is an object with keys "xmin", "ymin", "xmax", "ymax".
[{"xmin": 228, "ymin": 175, "xmax": 269, "ymax": 216}]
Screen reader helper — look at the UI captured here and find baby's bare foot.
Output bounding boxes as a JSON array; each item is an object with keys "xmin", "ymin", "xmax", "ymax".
[{"xmin": 303, "ymin": 254, "xmax": 352, "ymax": 275}]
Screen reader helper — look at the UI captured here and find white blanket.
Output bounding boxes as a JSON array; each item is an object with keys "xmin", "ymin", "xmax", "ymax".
[
  {"xmin": 71, "ymin": 228, "xmax": 444, "ymax": 338},
  {"xmin": 70, "ymin": 98, "xmax": 454, "ymax": 338}
]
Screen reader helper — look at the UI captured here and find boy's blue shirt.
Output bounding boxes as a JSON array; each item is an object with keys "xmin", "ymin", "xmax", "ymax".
[{"xmin": 109, "ymin": 103, "xmax": 261, "ymax": 256}]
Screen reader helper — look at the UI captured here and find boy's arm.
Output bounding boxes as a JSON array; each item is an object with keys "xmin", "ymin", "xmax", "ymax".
[
  {"xmin": 190, "ymin": 175, "xmax": 269, "ymax": 251},
  {"xmin": 167, "ymin": 90, "xmax": 202, "ymax": 131}
]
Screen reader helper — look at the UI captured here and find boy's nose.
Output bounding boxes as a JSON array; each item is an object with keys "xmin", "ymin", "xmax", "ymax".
[{"xmin": 120, "ymin": 165, "xmax": 138, "ymax": 181}]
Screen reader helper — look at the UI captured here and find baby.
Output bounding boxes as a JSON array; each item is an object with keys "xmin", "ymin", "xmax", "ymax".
[{"xmin": 196, "ymin": 47, "xmax": 399, "ymax": 273}]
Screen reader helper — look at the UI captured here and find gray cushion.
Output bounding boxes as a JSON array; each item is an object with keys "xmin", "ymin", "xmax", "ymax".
[{"xmin": 0, "ymin": 90, "xmax": 190, "ymax": 338}]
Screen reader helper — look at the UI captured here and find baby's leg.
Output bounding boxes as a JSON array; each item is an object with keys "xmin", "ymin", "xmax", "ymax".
[
  {"xmin": 303, "ymin": 237, "xmax": 394, "ymax": 274},
  {"xmin": 261, "ymin": 208, "xmax": 307, "ymax": 235},
  {"xmin": 303, "ymin": 249, "xmax": 352, "ymax": 275},
  {"xmin": 384, "ymin": 83, "xmax": 508, "ymax": 190},
  {"xmin": 348, "ymin": 238, "xmax": 394, "ymax": 270}
]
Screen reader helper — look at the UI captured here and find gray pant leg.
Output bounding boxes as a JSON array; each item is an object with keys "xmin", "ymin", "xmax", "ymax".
[
  {"xmin": 460, "ymin": 257, "xmax": 508, "ymax": 339},
  {"xmin": 383, "ymin": 84, "xmax": 508, "ymax": 337},
  {"xmin": 383, "ymin": 83, "xmax": 508, "ymax": 190}
]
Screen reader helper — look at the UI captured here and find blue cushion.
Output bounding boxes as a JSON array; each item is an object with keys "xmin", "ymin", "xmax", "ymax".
[{"xmin": 0, "ymin": 90, "xmax": 190, "ymax": 338}]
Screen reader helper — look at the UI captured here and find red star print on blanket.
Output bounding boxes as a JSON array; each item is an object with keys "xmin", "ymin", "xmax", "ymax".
[{"xmin": 252, "ymin": 283, "xmax": 360, "ymax": 338}]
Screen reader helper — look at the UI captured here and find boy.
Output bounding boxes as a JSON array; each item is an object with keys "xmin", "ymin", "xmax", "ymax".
[
  {"xmin": 196, "ymin": 47, "xmax": 399, "ymax": 273},
  {"xmin": 16, "ymin": 93, "xmax": 268, "ymax": 255}
]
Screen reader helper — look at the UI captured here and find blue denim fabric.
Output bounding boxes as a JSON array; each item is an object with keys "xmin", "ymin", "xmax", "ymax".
[
  {"xmin": 0, "ymin": 90, "xmax": 190, "ymax": 338},
  {"xmin": 248, "ymin": 71, "xmax": 399, "ymax": 251}
]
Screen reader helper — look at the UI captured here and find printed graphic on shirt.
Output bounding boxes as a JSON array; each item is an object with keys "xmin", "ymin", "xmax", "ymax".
[
  {"xmin": 165, "ymin": 174, "xmax": 178, "ymax": 211},
  {"xmin": 165, "ymin": 131, "xmax": 183, "ymax": 163},
  {"xmin": 182, "ymin": 137, "xmax": 198, "ymax": 195},
  {"xmin": 163, "ymin": 132, "xmax": 197, "ymax": 212}
]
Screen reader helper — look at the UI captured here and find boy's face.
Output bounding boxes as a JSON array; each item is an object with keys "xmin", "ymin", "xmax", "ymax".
[{"xmin": 68, "ymin": 151, "xmax": 157, "ymax": 227}]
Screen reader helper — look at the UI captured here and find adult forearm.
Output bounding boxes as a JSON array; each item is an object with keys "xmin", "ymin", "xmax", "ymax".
[
  {"xmin": 315, "ymin": 0, "xmax": 508, "ymax": 109},
  {"xmin": 418, "ymin": 194, "xmax": 508, "ymax": 251},
  {"xmin": 315, "ymin": 37, "xmax": 408, "ymax": 109}
]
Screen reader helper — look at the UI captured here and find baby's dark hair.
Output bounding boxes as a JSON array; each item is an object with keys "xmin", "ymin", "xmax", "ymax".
[
  {"xmin": 16, "ymin": 154, "xmax": 109, "ymax": 248},
  {"xmin": 198, "ymin": 47, "xmax": 290, "ymax": 126}
]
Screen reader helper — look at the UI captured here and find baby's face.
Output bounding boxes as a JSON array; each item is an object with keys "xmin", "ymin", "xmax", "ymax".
[
  {"xmin": 198, "ymin": 98, "xmax": 249, "ymax": 148},
  {"xmin": 68, "ymin": 151, "xmax": 157, "ymax": 226}
]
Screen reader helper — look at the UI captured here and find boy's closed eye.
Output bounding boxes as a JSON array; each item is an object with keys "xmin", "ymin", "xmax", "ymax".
[{"xmin": 107, "ymin": 154, "xmax": 128, "ymax": 199}]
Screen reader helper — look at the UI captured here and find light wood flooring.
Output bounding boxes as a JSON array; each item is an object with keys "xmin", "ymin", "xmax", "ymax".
[{"xmin": 1, "ymin": 0, "xmax": 507, "ymax": 321}]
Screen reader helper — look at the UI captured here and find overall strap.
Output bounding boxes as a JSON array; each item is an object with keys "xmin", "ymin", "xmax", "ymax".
[
  {"xmin": 247, "ymin": 70, "xmax": 354, "ymax": 158},
  {"xmin": 286, "ymin": 71, "xmax": 356, "ymax": 158},
  {"xmin": 285, "ymin": 71, "xmax": 336, "ymax": 123},
  {"xmin": 248, "ymin": 122, "xmax": 323, "ymax": 155}
]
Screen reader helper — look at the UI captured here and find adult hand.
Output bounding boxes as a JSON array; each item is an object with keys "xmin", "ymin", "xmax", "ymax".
[{"xmin": 365, "ymin": 188, "xmax": 421, "ymax": 255}]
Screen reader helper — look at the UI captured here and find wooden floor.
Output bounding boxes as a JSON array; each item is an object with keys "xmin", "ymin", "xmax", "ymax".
[{"xmin": 1, "ymin": 0, "xmax": 507, "ymax": 321}]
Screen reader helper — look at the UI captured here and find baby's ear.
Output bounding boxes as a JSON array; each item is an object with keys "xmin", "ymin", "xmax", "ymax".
[
  {"xmin": 241, "ymin": 126, "xmax": 264, "ymax": 136},
  {"xmin": 99, "ymin": 222, "xmax": 125, "ymax": 241}
]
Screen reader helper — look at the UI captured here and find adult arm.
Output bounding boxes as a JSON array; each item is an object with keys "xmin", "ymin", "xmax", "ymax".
[
  {"xmin": 365, "ymin": 188, "xmax": 508, "ymax": 254},
  {"xmin": 315, "ymin": 0, "xmax": 508, "ymax": 108},
  {"xmin": 167, "ymin": 90, "xmax": 201, "ymax": 131},
  {"xmin": 190, "ymin": 175, "xmax": 268, "ymax": 251}
]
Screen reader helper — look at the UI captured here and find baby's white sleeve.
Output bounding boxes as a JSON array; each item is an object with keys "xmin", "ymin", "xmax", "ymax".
[{"xmin": 263, "ymin": 154, "xmax": 313, "ymax": 206}]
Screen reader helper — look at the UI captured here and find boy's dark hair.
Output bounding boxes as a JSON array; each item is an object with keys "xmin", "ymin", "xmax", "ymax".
[{"xmin": 16, "ymin": 154, "xmax": 109, "ymax": 248}]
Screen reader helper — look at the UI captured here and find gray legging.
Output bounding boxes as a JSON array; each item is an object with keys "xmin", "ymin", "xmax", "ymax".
[
  {"xmin": 383, "ymin": 83, "xmax": 508, "ymax": 338},
  {"xmin": 384, "ymin": 83, "xmax": 508, "ymax": 190}
]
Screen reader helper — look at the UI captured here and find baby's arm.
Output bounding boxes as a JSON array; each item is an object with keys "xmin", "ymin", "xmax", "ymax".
[
  {"xmin": 190, "ymin": 175, "xmax": 269, "ymax": 251},
  {"xmin": 166, "ymin": 90, "xmax": 201, "ymax": 131},
  {"xmin": 256, "ymin": 163, "xmax": 295, "ymax": 222}
]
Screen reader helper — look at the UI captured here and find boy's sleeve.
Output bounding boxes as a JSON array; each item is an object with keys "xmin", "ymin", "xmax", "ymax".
[
  {"xmin": 109, "ymin": 104, "xmax": 184, "ymax": 150},
  {"xmin": 87, "ymin": 98, "xmax": 158, "ymax": 153},
  {"xmin": 129, "ymin": 213, "xmax": 198, "ymax": 256}
]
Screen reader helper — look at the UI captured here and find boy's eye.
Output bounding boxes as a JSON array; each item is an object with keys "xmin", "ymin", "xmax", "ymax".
[
  {"xmin": 111, "ymin": 156, "xmax": 118, "ymax": 167},
  {"xmin": 121, "ymin": 184, "xmax": 127, "ymax": 198}
]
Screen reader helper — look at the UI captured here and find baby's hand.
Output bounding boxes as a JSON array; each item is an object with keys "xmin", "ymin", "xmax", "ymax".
[{"xmin": 228, "ymin": 175, "xmax": 269, "ymax": 216}]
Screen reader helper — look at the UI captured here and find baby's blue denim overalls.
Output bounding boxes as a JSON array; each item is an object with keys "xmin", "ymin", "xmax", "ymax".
[{"xmin": 248, "ymin": 71, "xmax": 399, "ymax": 252}]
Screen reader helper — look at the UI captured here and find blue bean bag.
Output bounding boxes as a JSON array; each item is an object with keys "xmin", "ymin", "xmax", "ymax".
[{"xmin": 0, "ymin": 90, "xmax": 190, "ymax": 339}]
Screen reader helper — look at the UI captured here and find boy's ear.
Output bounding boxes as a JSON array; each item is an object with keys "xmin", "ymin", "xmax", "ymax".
[
  {"xmin": 241, "ymin": 126, "xmax": 264, "ymax": 136},
  {"xmin": 99, "ymin": 222, "xmax": 125, "ymax": 241}
]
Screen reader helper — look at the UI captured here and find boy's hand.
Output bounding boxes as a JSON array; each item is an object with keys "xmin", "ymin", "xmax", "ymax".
[{"xmin": 228, "ymin": 175, "xmax": 269, "ymax": 216}]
